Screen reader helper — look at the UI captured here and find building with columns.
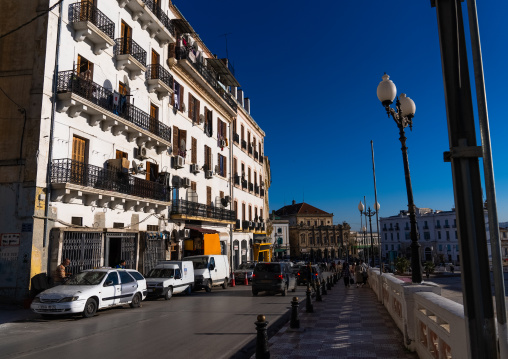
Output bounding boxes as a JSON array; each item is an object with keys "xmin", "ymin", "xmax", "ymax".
[{"xmin": 274, "ymin": 201, "xmax": 350, "ymax": 261}]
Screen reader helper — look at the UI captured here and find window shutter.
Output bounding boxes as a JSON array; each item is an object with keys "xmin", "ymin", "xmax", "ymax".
[
  {"xmin": 188, "ymin": 93, "xmax": 194, "ymax": 120},
  {"xmin": 191, "ymin": 137, "xmax": 197, "ymax": 164},
  {"xmin": 217, "ymin": 153, "xmax": 220, "ymax": 173},
  {"xmin": 208, "ymin": 110, "xmax": 213, "ymax": 136},
  {"xmin": 220, "ymin": 191, "xmax": 224, "ymax": 199},
  {"xmin": 173, "ymin": 126, "xmax": 179, "ymax": 154},
  {"xmin": 180, "ymin": 129, "xmax": 187, "ymax": 155},
  {"xmin": 223, "ymin": 156, "xmax": 227, "ymax": 177},
  {"xmin": 207, "ymin": 186, "xmax": 212, "ymax": 206},
  {"xmin": 195, "ymin": 99, "xmax": 200, "ymax": 122}
]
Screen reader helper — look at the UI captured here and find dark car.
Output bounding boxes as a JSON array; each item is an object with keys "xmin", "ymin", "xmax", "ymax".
[
  {"xmin": 296, "ymin": 264, "xmax": 322, "ymax": 285},
  {"xmin": 234, "ymin": 262, "xmax": 256, "ymax": 284},
  {"xmin": 252, "ymin": 262, "xmax": 296, "ymax": 296}
]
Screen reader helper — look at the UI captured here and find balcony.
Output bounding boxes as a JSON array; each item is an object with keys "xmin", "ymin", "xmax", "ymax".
[
  {"xmin": 436, "ymin": 225, "xmax": 441, "ymax": 228},
  {"xmin": 68, "ymin": 2, "xmax": 115, "ymax": 55},
  {"xmin": 444, "ymin": 224, "xmax": 450, "ymax": 228},
  {"xmin": 233, "ymin": 133, "xmax": 239, "ymax": 144},
  {"xmin": 56, "ymin": 71, "xmax": 170, "ymax": 151},
  {"xmin": 248, "ymin": 145, "xmax": 253, "ymax": 156},
  {"xmin": 234, "ymin": 174, "xmax": 240, "ymax": 186},
  {"xmin": 254, "ymin": 185, "xmax": 260, "ymax": 195},
  {"xmin": 241, "ymin": 179, "xmax": 247, "ymax": 190},
  {"xmin": 260, "ymin": 188, "xmax": 265, "ymax": 197},
  {"xmin": 171, "ymin": 199, "xmax": 235, "ymax": 224},
  {"xmin": 248, "ymin": 182, "xmax": 253, "ymax": 192},
  {"xmin": 171, "ymin": 46, "xmax": 237, "ymax": 115},
  {"xmin": 50, "ymin": 159, "xmax": 169, "ymax": 212},
  {"xmin": 117, "ymin": 0, "xmax": 175, "ymax": 45},
  {"xmin": 254, "ymin": 151, "xmax": 259, "ymax": 160},
  {"xmin": 241, "ymin": 140, "xmax": 247, "ymax": 150},
  {"xmin": 146, "ymin": 64, "xmax": 174, "ymax": 99},
  {"xmin": 259, "ymin": 156, "xmax": 264, "ymax": 164},
  {"xmin": 115, "ymin": 38, "xmax": 147, "ymax": 79}
]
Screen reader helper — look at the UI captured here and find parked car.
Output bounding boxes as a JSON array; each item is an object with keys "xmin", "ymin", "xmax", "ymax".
[
  {"xmin": 252, "ymin": 262, "xmax": 296, "ymax": 296},
  {"xmin": 30, "ymin": 268, "xmax": 147, "ymax": 318},
  {"xmin": 145, "ymin": 261, "xmax": 194, "ymax": 300},
  {"xmin": 234, "ymin": 262, "xmax": 256, "ymax": 284},
  {"xmin": 296, "ymin": 264, "xmax": 322, "ymax": 285},
  {"xmin": 184, "ymin": 255, "xmax": 229, "ymax": 292}
]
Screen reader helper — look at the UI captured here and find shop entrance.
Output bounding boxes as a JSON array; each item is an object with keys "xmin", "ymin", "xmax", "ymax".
[{"xmin": 105, "ymin": 233, "xmax": 136, "ymax": 269}]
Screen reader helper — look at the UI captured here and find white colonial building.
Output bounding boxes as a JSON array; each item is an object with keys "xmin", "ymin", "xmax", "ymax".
[
  {"xmin": 0, "ymin": 0, "xmax": 269, "ymax": 302},
  {"xmin": 269, "ymin": 215, "xmax": 290, "ymax": 260},
  {"xmin": 380, "ymin": 208, "xmax": 493, "ymax": 265}
]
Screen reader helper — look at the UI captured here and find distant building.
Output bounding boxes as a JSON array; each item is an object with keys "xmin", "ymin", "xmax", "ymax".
[
  {"xmin": 379, "ymin": 207, "xmax": 497, "ymax": 265},
  {"xmin": 274, "ymin": 201, "xmax": 350, "ymax": 260},
  {"xmin": 269, "ymin": 214, "xmax": 290, "ymax": 259}
]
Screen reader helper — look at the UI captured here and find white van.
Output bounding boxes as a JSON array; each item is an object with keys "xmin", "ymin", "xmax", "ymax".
[
  {"xmin": 145, "ymin": 261, "xmax": 194, "ymax": 300},
  {"xmin": 183, "ymin": 255, "xmax": 229, "ymax": 292}
]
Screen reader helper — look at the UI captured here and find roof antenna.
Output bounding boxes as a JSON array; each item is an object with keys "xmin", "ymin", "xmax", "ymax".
[{"xmin": 220, "ymin": 32, "xmax": 232, "ymax": 59}]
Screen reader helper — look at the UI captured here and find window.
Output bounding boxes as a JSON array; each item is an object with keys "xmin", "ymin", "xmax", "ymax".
[
  {"xmin": 436, "ymin": 220, "xmax": 441, "ymax": 227},
  {"xmin": 204, "ymin": 145, "xmax": 212, "ymax": 171},
  {"xmin": 391, "ymin": 245, "xmax": 394, "ymax": 250},
  {"xmin": 242, "ymin": 203, "xmax": 246, "ymax": 221},
  {"xmin": 151, "ymin": 49, "xmax": 159, "ymax": 66},
  {"xmin": 217, "ymin": 118, "xmax": 227, "ymax": 142},
  {"xmin": 188, "ymin": 93, "xmax": 200, "ymax": 123},
  {"xmin": 191, "ymin": 137, "xmax": 197, "ymax": 164},
  {"xmin": 233, "ymin": 157, "xmax": 238, "ymax": 177},
  {"xmin": 397, "ymin": 233, "xmax": 400, "ymax": 240},
  {"xmin": 390, "ymin": 233, "xmax": 393, "ymax": 240},
  {"xmin": 77, "ymin": 54, "xmax": 94, "ymax": 80},
  {"xmin": 455, "ymin": 231, "xmax": 457, "ymax": 239},
  {"xmin": 71, "ymin": 135, "xmax": 87, "ymax": 181},
  {"xmin": 385, "ymin": 245, "xmax": 388, "ymax": 250},
  {"xmin": 71, "ymin": 217, "xmax": 83, "ymax": 226},
  {"xmin": 146, "ymin": 161, "xmax": 158, "ymax": 181},
  {"xmin": 147, "ymin": 225, "xmax": 159, "ymax": 231},
  {"xmin": 405, "ymin": 232, "xmax": 410, "ymax": 240},
  {"xmin": 217, "ymin": 153, "xmax": 227, "ymax": 177},
  {"xmin": 446, "ymin": 231, "xmax": 450, "ymax": 240},
  {"xmin": 260, "ymin": 208, "xmax": 263, "ymax": 221},
  {"xmin": 384, "ymin": 233, "xmax": 387, "ymax": 240},
  {"xmin": 234, "ymin": 201, "xmax": 238, "ymax": 219},
  {"xmin": 119, "ymin": 271, "xmax": 134, "ymax": 284},
  {"xmin": 241, "ymin": 124, "xmax": 245, "ymax": 142},
  {"xmin": 248, "ymin": 205, "xmax": 252, "ymax": 221},
  {"xmin": 424, "ymin": 232, "xmax": 430, "ymax": 240},
  {"xmin": 300, "ymin": 234, "xmax": 305, "ymax": 244},
  {"xmin": 320, "ymin": 221, "xmax": 323, "ymax": 225},
  {"xmin": 191, "ymin": 181, "xmax": 196, "ymax": 191},
  {"xmin": 438, "ymin": 231, "xmax": 441, "ymax": 239},
  {"xmin": 172, "ymin": 81, "xmax": 185, "ymax": 111},
  {"xmin": 106, "ymin": 272, "xmax": 119, "ymax": 285},
  {"xmin": 150, "ymin": 103, "xmax": 159, "ymax": 133},
  {"xmin": 204, "ymin": 107, "xmax": 213, "ymax": 137},
  {"xmin": 439, "ymin": 245, "xmax": 443, "ymax": 251},
  {"xmin": 119, "ymin": 81, "xmax": 129, "ymax": 96},
  {"xmin": 116, "ymin": 150, "xmax": 128, "ymax": 159},
  {"xmin": 120, "ymin": 20, "xmax": 132, "ymax": 54},
  {"xmin": 307, "ymin": 221, "xmax": 310, "ymax": 226},
  {"xmin": 113, "ymin": 222, "xmax": 124, "ymax": 228},
  {"xmin": 172, "ymin": 126, "xmax": 187, "ymax": 157}
]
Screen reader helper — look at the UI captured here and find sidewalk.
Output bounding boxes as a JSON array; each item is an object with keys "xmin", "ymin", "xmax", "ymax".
[{"xmin": 256, "ymin": 276, "xmax": 418, "ymax": 359}]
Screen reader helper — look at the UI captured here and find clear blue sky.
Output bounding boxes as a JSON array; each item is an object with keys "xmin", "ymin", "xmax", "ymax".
[{"xmin": 174, "ymin": 0, "xmax": 508, "ymax": 231}]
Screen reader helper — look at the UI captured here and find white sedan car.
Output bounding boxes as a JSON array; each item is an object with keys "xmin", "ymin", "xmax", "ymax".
[{"xmin": 31, "ymin": 268, "xmax": 147, "ymax": 318}]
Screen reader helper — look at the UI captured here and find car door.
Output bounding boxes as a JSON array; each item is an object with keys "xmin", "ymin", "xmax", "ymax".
[
  {"xmin": 118, "ymin": 270, "xmax": 138, "ymax": 303},
  {"xmin": 209, "ymin": 256, "xmax": 218, "ymax": 284},
  {"xmin": 101, "ymin": 271, "xmax": 121, "ymax": 307}
]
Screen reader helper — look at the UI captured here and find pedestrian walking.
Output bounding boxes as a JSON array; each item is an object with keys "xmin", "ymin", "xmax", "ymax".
[
  {"xmin": 342, "ymin": 262, "xmax": 351, "ymax": 288},
  {"xmin": 354, "ymin": 262, "xmax": 363, "ymax": 288}
]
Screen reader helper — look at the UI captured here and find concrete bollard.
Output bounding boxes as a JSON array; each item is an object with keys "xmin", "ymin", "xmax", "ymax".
[
  {"xmin": 316, "ymin": 280, "xmax": 323, "ymax": 301},
  {"xmin": 290, "ymin": 297, "xmax": 300, "ymax": 329},
  {"xmin": 321, "ymin": 278, "xmax": 327, "ymax": 295},
  {"xmin": 306, "ymin": 283, "xmax": 314, "ymax": 313},
  {"xmin": 255, "ymin": 314, "xmax": 270, "ymax": 359}
]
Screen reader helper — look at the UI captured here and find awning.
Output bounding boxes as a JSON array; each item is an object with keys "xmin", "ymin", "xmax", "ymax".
[
  {"xmin": 185, "ymin": 225, "xmax": 218, "ymax": 234},
  {"xmin": 207, "ymin": 58, "xmax": 240, "ymax": 87},
  {"xmin": 171, "ymin": 19, "xmax": 195, "ymax": 35}
]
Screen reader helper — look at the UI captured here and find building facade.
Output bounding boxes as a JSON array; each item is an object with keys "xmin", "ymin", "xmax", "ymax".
[
  {"xmin": 0, "ymin": 0, "xmax": 268, "ymax": 302},
  {"xmin": 269, "ymin": 215, "xmax": 290, "ymax": 260},
  {"xmin": 274, "ymin": 201, "xmax": 350, "ymax": 261},
  {"xmin": 379, "ymin": 208, "xmax": 497, "ymax": 266}
]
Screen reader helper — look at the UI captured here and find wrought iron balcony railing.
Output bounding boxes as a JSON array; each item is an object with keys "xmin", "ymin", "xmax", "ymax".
[
  {"xmin": 241, "ymin": 179, "xmax": 247, "ymax": 189},
  {"xmin": 171, "ymin": 199, "xmax": 235, "ymax": 222},
  {"xmin": 143, "ymin": 0, "xmax": 175, "ymax": 37},
  {"xmin": 234, "ymin": 174, "xmax": 240, "ymax": 186},
  {"xmin": 248, "ymin": 182, "xmax": 253, "ymax": 192},
  {"xmin": 254, "ymin": 185, "xmax": 259, "ymax": 195},
  {"xmin": 146, "ymin": 64, "xmax": 173, "ymax": 89},
  {"xmin": 68, "ymin": 1, "xmax": 115, "ymax": 40},
  {"xmin": 254, "ymin": 151, "xmax": 259, "ymax": 160},
  {"xmin": 233, "ymin": 132, "xmax": 239, "ymax": 144},
  {"xmin": 115, "ymin": 38, "xmax": 147, "ymax": 66},
  {"xmin": 259, "ymin": 156, "xmax": 264, "ymax": 164},
  {"xmin": 260, "ymin": 188, "xmax": 265, "ymax": 197},
  {"xmin": 248, "ymin": 145, "xmax": 253, "ymax": 155},
  {"xmin": 241, "ymin": 140, "xmax": 247, "ymax": 150},
  {"xmin": 175, "ymin": 46, "xmax": 237, "ymax": 111},
  {"xmin": 51, "ymin": 159, "xmax": 170, "ymax": 202},
  {"xmin": 57, "ymin": 71, "xmax": 171, "ymax": 142}
]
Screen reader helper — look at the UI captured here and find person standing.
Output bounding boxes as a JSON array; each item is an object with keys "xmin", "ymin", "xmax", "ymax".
[
  {"xmin": 354, "ymin": 261, "xmax": 363, "ymax": 288},
  {"xmin": 342, "ymin": 262, "xmax": 351, "ymax": 288},
  {"xmin": 116, "ymin": 259, "xmax": 126, "ymax": 269},
  {"xmin": 53, "ymin": 258, "xmax": 71, "ymax": 286}
]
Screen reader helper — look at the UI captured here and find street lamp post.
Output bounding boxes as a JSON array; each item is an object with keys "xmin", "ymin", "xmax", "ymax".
[
  {"xmin": 358, "ymin": 201, "xmax": 379, "ymax": 267},
  {"xmin": 362, "ymin": 225, "xmax": 367, "ymax": 261},
  {"xmin": 377, "ymin": 73, "xmax": 422, "ymax": 283}
]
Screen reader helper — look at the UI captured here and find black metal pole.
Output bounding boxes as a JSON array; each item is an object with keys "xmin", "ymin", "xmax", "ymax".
[
  {"xmin": 431, "ymin": 0, "xmax": 497, "ymax": 357},
  {"xmin": 397, "ymin": 122, "xmax": 422, "ymax": 283},
  {"xmin": 368, "ymin": 209, "xmax": 375, "ymax": 268}
]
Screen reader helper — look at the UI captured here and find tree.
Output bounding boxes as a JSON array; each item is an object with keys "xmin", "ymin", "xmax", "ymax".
[{"xmin": 395, "ymin": 257, "xmax": 410, "ymax": 274}]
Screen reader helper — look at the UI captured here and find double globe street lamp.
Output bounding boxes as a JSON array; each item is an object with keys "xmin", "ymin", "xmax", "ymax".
[
  {"xmin": 377, "ymin": 73, "xmax": 422, "ymax": 283},
  {"xmin": 358, "ymin": 201, "xmax": 380, "ymax": 267}
]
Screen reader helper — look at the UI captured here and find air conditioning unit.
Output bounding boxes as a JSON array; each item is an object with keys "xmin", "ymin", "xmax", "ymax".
[
  {"xmin": 190, "ymin": 164, "xmax": 200, "ymax": 173},
  {"xmin": 219, "ymin": 139, "xmax": 226, "ymax": 147},
  {"xmin": 174, "ymin": 155, "xmax": 185, "ymax": 169},
  {"xmin": 136, "ymin": 146, "xmax": 148, "ymax": 160},
  {"xmin": 157, "ymin": 172, "xmax": 171, "ymax": 187},
  {"xmin": 182, "ymin": 177, "xmax": 191, "ymax": 188},
  {"xmin": 205, "ymin": 170, "xmax": 213, "ymax": 179}
]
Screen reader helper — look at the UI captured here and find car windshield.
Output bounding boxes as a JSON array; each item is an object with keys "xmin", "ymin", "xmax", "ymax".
[
  {"xmin": 66, "ymin": 271, "xmax": 107, "ymax": 285},
  {"xmin": 238, "ymin": 262, "xmax": 255, "ymax": 270},
  {"xmin": 255, "ymin": 263, "xmax": 280, "ymax": 273},
  {"xmin": 189, "ymin": 257, "xmax": 208, "ymax": 269},
  {"xmin": 146, "ymin": 268, "xmax": 174, "ymax": 278}
]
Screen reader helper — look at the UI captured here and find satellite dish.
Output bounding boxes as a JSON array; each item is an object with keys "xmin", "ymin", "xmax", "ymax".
[{"xmin": 131, "ymin": 160, "xmax": 138, "ymax": 174}]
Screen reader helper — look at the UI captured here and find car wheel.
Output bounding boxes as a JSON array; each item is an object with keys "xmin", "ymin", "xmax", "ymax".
[
  {"xmin": 130, "ymin": 293, "xmax": 142, "ymax": 308},
  {"xmin": 222, "ymin": 278, "xmax": 228, "ymax": 289},
  {"xmin": 252, "ymin": 290, "xmax": 258, "ymax": 296},
  {"xmin": 82, "ymin": 298, "xmax": 97, "ymax": 318},
  {"xmin": 205, "ymin": 279, "xmax": 212, "ymax": 293},
  {"xmin": 282, "ymin": 284, "xmax": 287, "ymax": 296},
  {"xmin": 165, "ymin": 287, "xmax": 173, "ymax": 300}
]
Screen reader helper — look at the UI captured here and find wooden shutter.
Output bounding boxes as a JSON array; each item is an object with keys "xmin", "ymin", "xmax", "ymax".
[
  {"xmin": 168, "ymin": 42, "xmax": 176, "ymax": 59},
  {"xmin": 195, "ymin": 99, "xmax": 200, "ymax": 122},
  {"xmin": 179, "ymin": 85, "xmax": 185, "ymax": 111},
  {"xmin": 220, "ymin": 191, "xmax": 224, "ymax": 199},
  {"xmin": 72, "ymin": 136, "xmax": 86, "ymax": 163},
  {"xmin": 207, "ymin": 186, "xmax": 212, "ymax": 206},
  {"xmin": 242, "ymin": 203, "xmax": 245, "ymax": 221},
  {"xmin": 179, "ymin": 129, "xmax": 187, "ymax": 155},
  {"xmin": 191, "ymin": 137, "xmax": 197, "ymax": 163},
  {"xmin": 191, "ymin": 181, "xmax": 197, "ymax": 191},
  {"xmin": 217, "ymin": 153, "xmax": 220, "ymax": 174},
  {"xmin": 188, "ymin": 93, "xmax": 194, "ymax": 120},
  {"xmin": 233, "ymin": 157, "xmax": 237, "ymax": 175},
  {"xmin": 145, "ymin": 161, "xmax": 151, "ymax": 181},
  {"xmin": 223, "ymin": 156, "xmax": 227, "ymax": 177},
  {"xmin": 173, "ymin": 126, "xmax": 179, "ymax": 154}
]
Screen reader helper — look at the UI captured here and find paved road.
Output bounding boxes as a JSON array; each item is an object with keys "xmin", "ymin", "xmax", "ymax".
[{"xmin": 0, "ymin": 284, "xmax": 307, "ymax": 359}]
